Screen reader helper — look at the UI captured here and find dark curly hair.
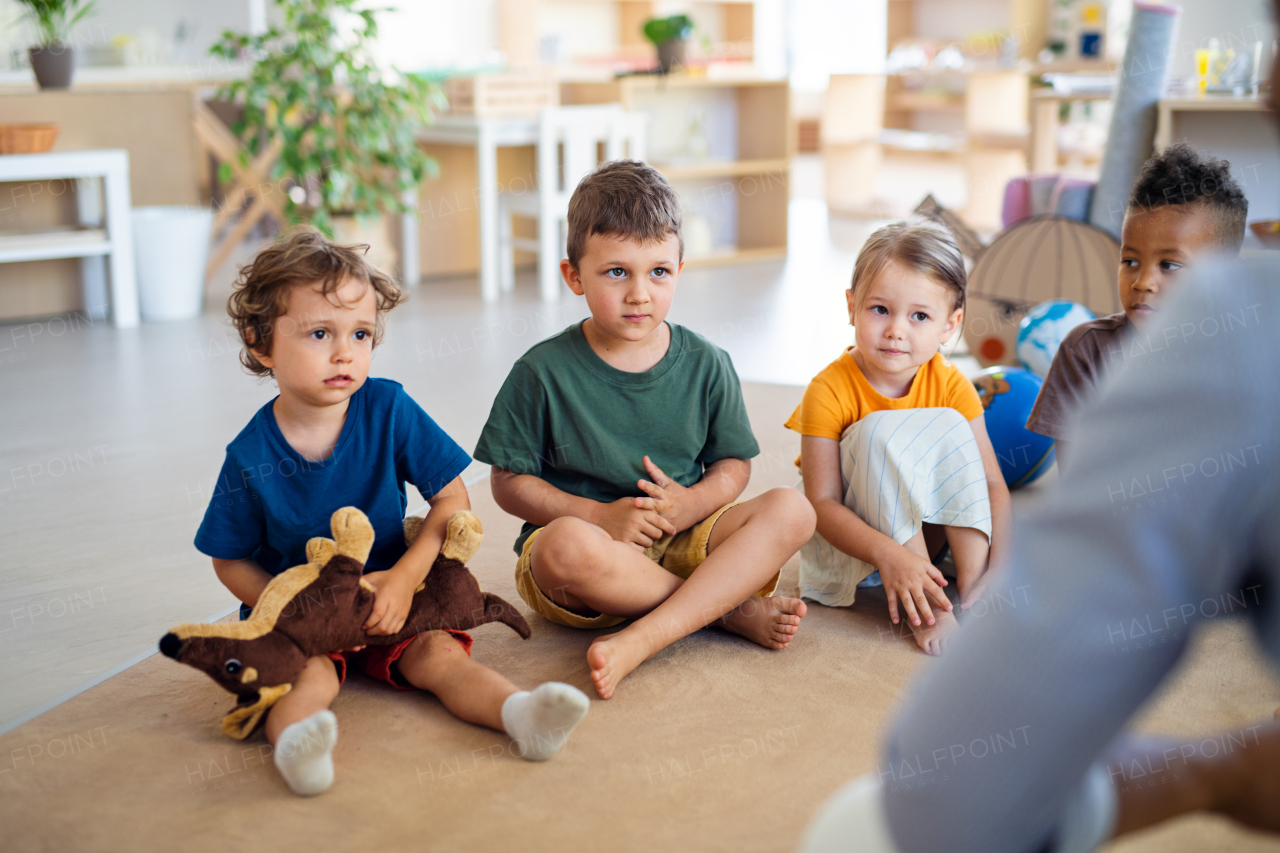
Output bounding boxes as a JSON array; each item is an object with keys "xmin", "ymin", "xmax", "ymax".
[
  {"xmin": 227, "ymin": 226, "xmax": 406, "ymax": 377},
  {"xmin": 1128, "ymin": 143, "xmax": 1248, "ymax": 250}
]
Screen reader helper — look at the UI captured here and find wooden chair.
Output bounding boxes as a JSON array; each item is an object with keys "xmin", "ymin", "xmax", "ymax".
[{"xmin": 193, "ymin": 101, "xmax": 285, "ymax": 283}]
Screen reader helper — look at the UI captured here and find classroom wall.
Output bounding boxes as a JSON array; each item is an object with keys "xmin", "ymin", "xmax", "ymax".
[
  {"xmin": 0, "ymin": 0, "xmax": 260, "ymax": 69},
  {"xmin": 788, "ymin": 0, "xmax": 887, "ymax": 90}
]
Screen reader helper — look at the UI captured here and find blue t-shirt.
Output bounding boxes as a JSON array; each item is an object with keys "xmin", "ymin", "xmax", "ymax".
[{"xmin": 195, "ymin": 378, "xmax": 470, "ymax": 617}]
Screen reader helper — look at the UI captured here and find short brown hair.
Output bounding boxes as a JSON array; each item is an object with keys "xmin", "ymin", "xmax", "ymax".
[
  {"xmin": 850, "ymin": 217, "xmax": 966, "ymax": 314},
  {"xmin": 566, "ymin": 160, "xmax": 682, "ymax": 269},
  {"xmin": 227, "ymin": 226, "xmax": 405, "ymax": 376}
]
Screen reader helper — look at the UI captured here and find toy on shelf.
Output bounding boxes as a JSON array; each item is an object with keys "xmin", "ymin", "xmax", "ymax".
[
  {"xmin": 159, "ymin": 508, "xmax": 531, "ymax": 739},
  {"xmin": 1047, "ymin": 0, "xmax": 1108, "ymax": 61},
  {"xmin": 972, "ymin": 367, "xmax": 1056, "ymax": 488},
  {"xmin": 1017, "ymin": 299, "xmax": 1096, "ymax": 377}
]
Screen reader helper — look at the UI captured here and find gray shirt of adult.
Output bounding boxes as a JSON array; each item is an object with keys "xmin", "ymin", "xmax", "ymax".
[{"xmin": 880, "ymin": 256, "xmax": 1278, "ymax": 853}]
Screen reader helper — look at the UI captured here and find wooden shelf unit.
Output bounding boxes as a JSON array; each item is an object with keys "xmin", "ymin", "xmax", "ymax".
[
  {"xmin": 888, "ymin": 0, "xmax": 1046, "ymax": 62},
  {"xmin": 824, "ymin": 71, "xmax": 1029, "ymax": 229},
  {"xmin": 500, "ymin": 0, "xmax": 756, "ymax": 66},
  {"xmin": 563, "ymin": 74, "xmax": 790, "ymax": 265}
]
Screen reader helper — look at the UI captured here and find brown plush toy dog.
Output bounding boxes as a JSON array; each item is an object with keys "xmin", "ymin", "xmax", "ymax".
[{"xmin": 160, "ymin": 507, "xmax": 530, "ymax": 739}]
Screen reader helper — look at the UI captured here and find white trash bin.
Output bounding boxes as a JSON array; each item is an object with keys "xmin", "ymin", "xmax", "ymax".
[{"xmin": 132, "ymin": 206, "xmax": 214, "ymax": 321}]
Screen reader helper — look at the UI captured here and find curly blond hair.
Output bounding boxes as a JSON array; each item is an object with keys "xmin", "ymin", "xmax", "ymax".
[{"xmin": 227, "ymin": 226, "xmax": 406, "ymax": 376}]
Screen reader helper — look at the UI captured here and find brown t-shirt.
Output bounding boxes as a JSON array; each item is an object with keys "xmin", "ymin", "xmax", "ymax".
[{"xmin": 1025, "ymin": 312, "xmax": 1130, "ymax": 440}]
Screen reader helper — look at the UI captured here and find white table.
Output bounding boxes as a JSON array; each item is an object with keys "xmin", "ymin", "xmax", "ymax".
[
  {"xmin": 416, "ymin": 114, "xmax": 539, "ymax": 302},
  {"xmin": 0, "ymin": 149, "xmax": 137, "ymax": 327}
]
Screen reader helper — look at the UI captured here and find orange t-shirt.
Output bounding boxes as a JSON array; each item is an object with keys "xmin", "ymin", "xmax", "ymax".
[{"xmin": 785, "ymin": 349, "xmax": 984, "ymax": 467}]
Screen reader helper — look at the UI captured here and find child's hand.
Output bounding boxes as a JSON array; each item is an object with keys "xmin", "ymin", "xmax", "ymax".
[
  {"xmin": 361, "ymin": 570, "xmax": 418, "ymax": 636},
  {"xmin": 634, "ymin": 456, "xmax": 696, "ymax": 532},
  {"xmin": 877, "ymin": 544, "xmax": 952, "ymax": 628},
  {"xmin": 593, "ymin": 497, "xmax": 677, "ymax": 548}
]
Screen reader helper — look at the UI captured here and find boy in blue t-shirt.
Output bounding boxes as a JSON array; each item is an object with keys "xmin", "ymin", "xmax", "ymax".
[{"xmin": 195, "ymin": 228, "xmax": 588, "ymax": 796}]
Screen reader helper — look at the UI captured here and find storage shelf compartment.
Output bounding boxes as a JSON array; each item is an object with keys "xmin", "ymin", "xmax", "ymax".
[
  {"xmin": 654, "ymin": 158, "xmax": 789, "ymax": 180},
  {"xmin": 0, "ymin": 227, "xmax": 109, "ymax": 263}
]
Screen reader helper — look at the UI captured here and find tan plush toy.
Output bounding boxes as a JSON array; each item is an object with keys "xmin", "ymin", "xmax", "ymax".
[{"xmin": 160, "ymin": 508, "xmax": 530, "ymax": 739}]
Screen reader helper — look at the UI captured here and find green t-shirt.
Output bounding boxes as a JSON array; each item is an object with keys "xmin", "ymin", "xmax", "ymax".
[{"xmin": 474, "ymin": 321, "xmax": 761, "ymax": 553}]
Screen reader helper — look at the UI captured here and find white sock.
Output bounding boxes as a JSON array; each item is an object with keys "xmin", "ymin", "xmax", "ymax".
[
  {"xmin": 501, "ymin": 682, "xmax": 590, "ymax": 762},
  {"xmin": 274, "ymin": 710, "xmax": 338, "ymax": 796}
]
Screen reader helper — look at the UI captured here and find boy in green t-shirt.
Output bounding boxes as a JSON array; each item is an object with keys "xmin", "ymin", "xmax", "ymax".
[{"xmin": 474, "ymin": 161, "xmax": 816, "ymax": 700}]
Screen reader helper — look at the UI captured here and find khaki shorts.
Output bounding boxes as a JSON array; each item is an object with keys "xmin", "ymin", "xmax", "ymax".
[{"xmin": 515, "ymin": 501, "xmax": 781, "ymax": 629}]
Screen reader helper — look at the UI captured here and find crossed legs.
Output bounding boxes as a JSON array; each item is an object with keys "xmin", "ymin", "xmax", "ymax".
[{"xmin": 530, "ymin": 487, "xmax": 816, "ymax": 698}]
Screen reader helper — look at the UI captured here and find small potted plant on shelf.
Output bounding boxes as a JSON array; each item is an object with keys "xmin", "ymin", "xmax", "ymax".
[
  {"xmin": 16, "ymin": 0, "xmax": 96, "ymax": 89},
  {"xmin": 209, "ymin": 0, "xmax": 442, "ymax": 274},
  {"xmin": 643, "ymin": 14, "xmax": 694, "ymax": 74}
]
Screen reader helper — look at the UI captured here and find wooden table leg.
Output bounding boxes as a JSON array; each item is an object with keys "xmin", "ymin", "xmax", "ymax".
[{"xmin": 477, "ymin": 123, "xmax": 499, "ymax": 302}]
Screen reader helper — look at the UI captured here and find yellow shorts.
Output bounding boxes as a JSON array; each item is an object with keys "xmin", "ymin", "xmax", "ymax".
[{"xmin": 514, "ymin": 501, "xmax": 781, "ymax": 629}]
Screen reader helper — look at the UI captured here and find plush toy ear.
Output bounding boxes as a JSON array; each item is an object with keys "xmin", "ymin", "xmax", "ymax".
[
  {"xmin": 440, "ymin": 510, "xmax": 484, "ymax": 563},
  {"xmin": 330, "ymin": 507, "xmax": 375, "ymax": 563},
  {"xmin": 306, "ymin": 537, "xmax": 336, "ymax": 565},
  {"xmin": 403, "ymin": 515, "xmax": 425, "ymax": 546},
  {"xmin": 221, "ymin": 684, "xmax": 292, "ymax": 740}
]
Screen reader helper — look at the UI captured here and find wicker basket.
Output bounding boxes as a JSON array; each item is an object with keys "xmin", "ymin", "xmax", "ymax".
[{"xmin": 0, "ymin": 124, "xmax": 59, "ymax": 154}]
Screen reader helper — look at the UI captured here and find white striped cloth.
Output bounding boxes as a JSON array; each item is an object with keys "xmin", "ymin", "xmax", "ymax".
[{"xmin": 799, "ymin": 407, "xmax": 992, "ymax": 606}]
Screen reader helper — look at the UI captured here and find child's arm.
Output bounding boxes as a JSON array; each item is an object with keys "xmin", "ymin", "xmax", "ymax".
[
  {"xmin": 212, "ymin": 558, "xmax": 274, "ymax": 608},
  {"xmin": 633, "ymin": 455, "xmax": 750, "ymax": 534},
  {"xmin": 800, "ymin": 434, "xmax": 952, "ymax": 627},
  {"xmin": 363, "ymin": 475, "xmax": 471, "ymax": 636},
  {"xmin": 960, "ymin": 415, "xmax": 1012, "ymax": 607},
  {"xmin": 491, "ymin": 466, "xmax": 678, "ymax": 548}
]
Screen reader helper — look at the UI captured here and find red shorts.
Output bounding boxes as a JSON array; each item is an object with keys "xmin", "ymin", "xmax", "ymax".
[{"xmin": 325, "ymin": 629, "xmax": 473, "ymax": 690}]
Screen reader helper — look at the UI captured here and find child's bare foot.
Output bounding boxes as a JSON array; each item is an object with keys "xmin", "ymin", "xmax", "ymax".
[
  {"xmin": 908, "ymin": 608, "xmax": 958, "ymax": 656},
  {"xmin": 587, "ymin": 629, "xmax": 653, "ymax": 700},
  {"xmin": 718, "ymin": 596, "xmax": 806, "ymax": 650}
]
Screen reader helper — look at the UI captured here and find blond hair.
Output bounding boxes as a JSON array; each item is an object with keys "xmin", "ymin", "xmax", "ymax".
[
  {"xmin": 850, "ymin": 217, "xmax": 966, "ymax": 314},
  {"xmin": 227, "ymin": 226, "xmax": 405, "ymax": 377}
]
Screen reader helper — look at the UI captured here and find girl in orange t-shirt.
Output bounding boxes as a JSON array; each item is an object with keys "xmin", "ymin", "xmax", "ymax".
[{"xmin": 786, "ymin": 218, "xmax": 1011, "ymax": 655}]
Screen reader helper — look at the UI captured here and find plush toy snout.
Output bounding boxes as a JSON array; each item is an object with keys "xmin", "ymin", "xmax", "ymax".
[{"xmin": 159, "ymin": 632, "xmax": 182, "ymax": 659}]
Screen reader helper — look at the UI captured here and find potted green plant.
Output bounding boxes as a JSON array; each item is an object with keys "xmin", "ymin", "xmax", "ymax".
[
  {"xmin": 16, "ymin": 0, "xmax": 95, "ymax": 89},
  {"xmin": 210, "ymin": 0, "xmax": 442, "ymax": 274},
  {"xmin": 643, "ymin": 14, "xmax": 694, "ymax": 74}
]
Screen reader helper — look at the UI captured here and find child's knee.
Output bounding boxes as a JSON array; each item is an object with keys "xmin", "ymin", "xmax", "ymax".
[
  {"xmin": 760, "ymin": 488, "xmax": 817, "ymax": 543},
  {"xmin": 297, "ymin": 655, "xmax": 341, "ymax": 697},
  {"xmin": 398, "ymin": 631, "xmax": 470, "ymax": 681},
  {"xmin": 533, "ymin": 517, "xmax": 606, "ymax": 582}
]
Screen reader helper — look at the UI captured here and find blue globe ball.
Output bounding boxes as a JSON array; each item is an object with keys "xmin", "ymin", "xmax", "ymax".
[
  {"xmin": 972, "ymin": 366, "xmax": 1055, "ymax": 488},
  {"xmin": 1016, "ymin": 300, "xmax": 1095, "ymax": 378}
]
